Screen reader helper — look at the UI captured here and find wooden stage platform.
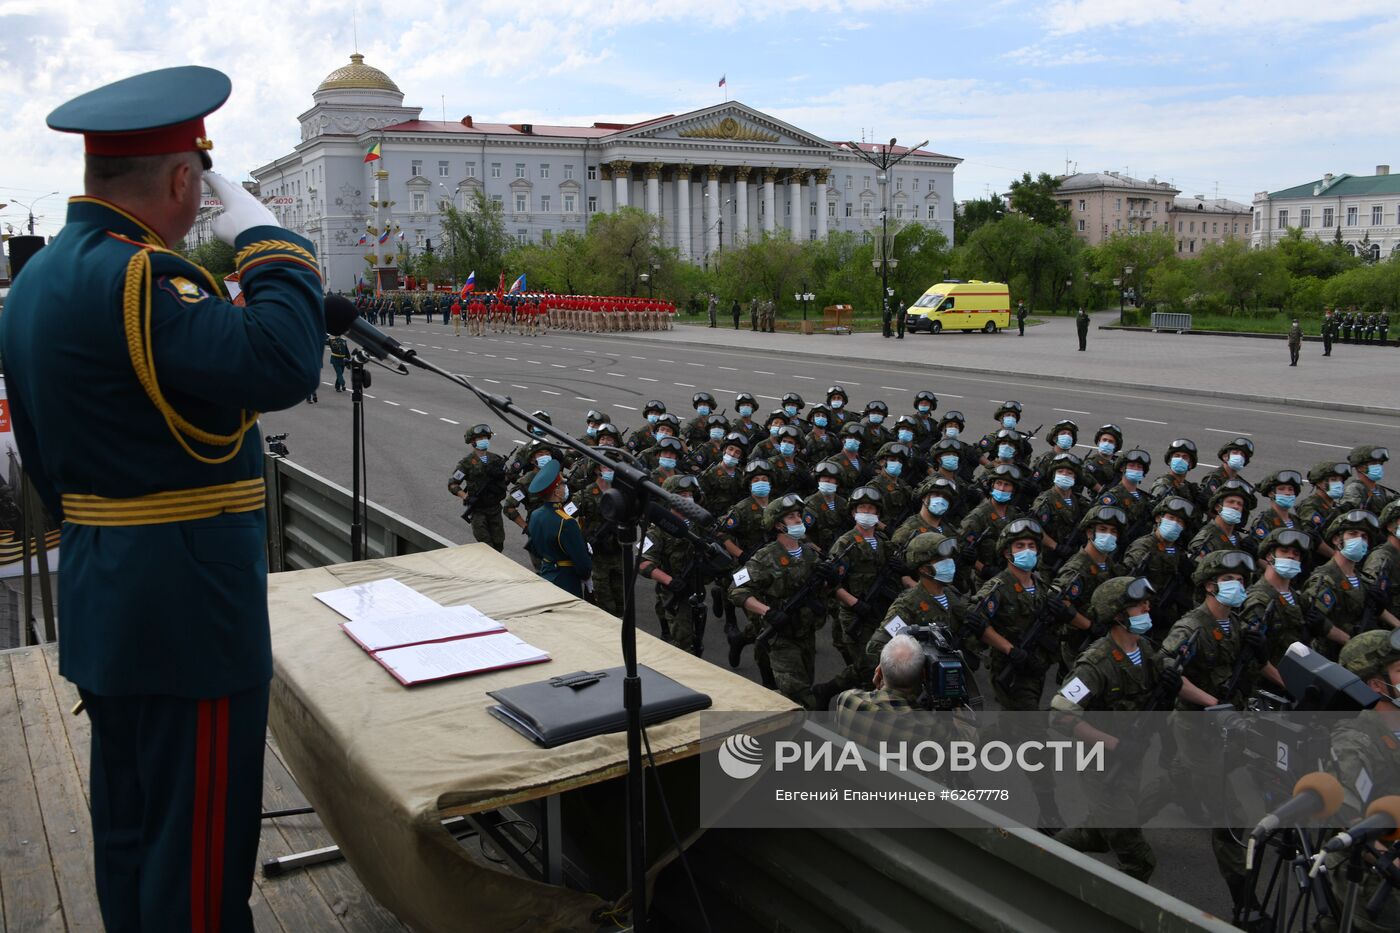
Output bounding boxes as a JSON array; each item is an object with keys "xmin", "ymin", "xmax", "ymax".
[{"xmin": 0, "ymin": 643, "xmax": 408, "ymax": 931}]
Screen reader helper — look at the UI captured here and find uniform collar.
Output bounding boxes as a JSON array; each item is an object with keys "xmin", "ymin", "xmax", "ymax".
[{"xmin": 66, "ymin": 196, "xmax": 167, "ymax": 247}]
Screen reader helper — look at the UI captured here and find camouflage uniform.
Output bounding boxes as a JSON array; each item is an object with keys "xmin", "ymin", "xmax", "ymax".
[
  {"xmin": 639, "ymin": 524, "xmax": 704, "ymax": 650},
  {"xmin": 699, "ymin": 463, "xmax": 746, "ymax": 518},
  {"xmin": 569, "ymin": 480, "xmax": 623, "ymax": 616},
  {"xmin": 891, "ymin": 512, "xmax": 955, "ymax": 558},
  {"xmin": 448, "ymin": 449, "xmax": 509, "ymax": 551},
  {"xmin": 1360, "ymin": 504, "xmax": 1400, "ymax": 619},
  {"xmin": 974, "ymin": 569, "xmax": 1050, "ymax": 710},
  {"xmin": 802, "ymin": 490, "xmax": 849, "ymax": 551},
  {"xmin": 1299, "ymin": 558, "xmax": 1369, "ymax": 650},
  {"xmin": 865, "ymin": 583, "xmax": 970, "ymax": 677},
  {"xmin": 828, "ymin": 527, "xmax": 899, "ymax": 684},
  {"xmin": 1030, "ymin": 486, "xmax": 1083, "ymax": 555},
  {"xmin": 957, "ymin": 499, "xmax": 1023, "ymax": 575},
  {"xmin": 1051, "ymin": 550, "xmax": 1122, "ymax": 670},
  {"xmin": 728, "ymin": 539, "xmax": 827, "ymax": 709}
]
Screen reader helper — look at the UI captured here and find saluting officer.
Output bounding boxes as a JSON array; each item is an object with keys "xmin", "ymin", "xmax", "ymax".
[
  {"xmin": 525, "ymin": 460, "xmax": 592, "ymax": 597},
  {"xmin": 0, "ymin": 67, "xmax": 325, "ymax": 931}
]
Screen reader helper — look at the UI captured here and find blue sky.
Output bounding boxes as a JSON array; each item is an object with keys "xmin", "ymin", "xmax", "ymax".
[{"xmin": 4, "ymin": 1, "xmax": 1400, "ymax": 236}]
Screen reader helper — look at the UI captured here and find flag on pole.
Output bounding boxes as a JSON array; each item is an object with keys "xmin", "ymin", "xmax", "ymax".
[
  {"xmin": 356, "ymin": 232, "xmax": 368, "ymax": 245},
  {"xmin": 718, "ymin": 75, "xmax": 726, "ymax": 88},
  {"xmin": 498, "ymin": 270, "xmax": 505, "ymax": 298},
  {"xmin": 397, "ymin": 230, "xmax": 406, "ymax": 243},
  {"xmin": 459, "ymin": 271, "xmax": 476, "ymax": 298},
  {"xmin": 363, "ymin": 141, "xmax": 382, "ymax": 163},
  {"xmin": 508, "ymin": 273, "xmax": 526, "ymax": 295},
  {"xmin": 378, "ymin": 228, "xmax": 391, "ymax": 244}
]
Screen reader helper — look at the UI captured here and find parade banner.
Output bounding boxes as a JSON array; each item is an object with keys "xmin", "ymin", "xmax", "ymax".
[{"xmin": 0, "ymin": 376, "xmax": 60, "ymax": 579}]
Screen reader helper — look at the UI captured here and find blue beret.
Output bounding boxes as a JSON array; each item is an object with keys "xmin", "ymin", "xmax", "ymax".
[{"xmin": 528, "ymin": 459, "xmax": 563, "ymax": 495}]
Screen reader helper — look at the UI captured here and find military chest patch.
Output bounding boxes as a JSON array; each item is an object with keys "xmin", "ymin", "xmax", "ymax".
[
  {"xmin": 159, "ymin": 276, "xmax": 210, "ymax": 304},
  {"xmin": 1319, "ymin": 589, "xmax": 1336, "ymax": 609}
]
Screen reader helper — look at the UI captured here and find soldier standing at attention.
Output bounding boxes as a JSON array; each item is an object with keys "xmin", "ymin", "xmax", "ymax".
[
  {"xmin": 1322, "ymin": 307, "xmax": 1334, "ymax": 356},
  {"xmin": 525, "ymin": 460, "xmax": 592, "ymax": 597},
  {"xmin": 448, "ymin": 424, "xmax": 509, "ymax": 551},
  {"xmin": 1288, "ymin": 317, "xmax": 1303, "ymax": 366},
  {"xmin": 0, "ymin": 67, "xmax": 325, "ymax": 931},
  {"xmin": 327, "ymin": 331, "xmax": 349, "ymax": 392},
  {"xmin": 1016, "ymin": 299, "xmax": 1028, "ymax": 336},
  {"xmin": 1076, "ymin": 307, "xmax": 1090, "ymax": 351},
  {"xmin": 731, "ymin": 297, "xmax": 741, "ymax": 329},
  {"xmin": 707, "ymin": 292, "xmax": 718, "ymax": 327}
]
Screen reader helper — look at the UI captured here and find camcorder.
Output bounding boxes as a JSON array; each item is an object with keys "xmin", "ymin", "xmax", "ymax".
[{"xmin": 903, "ymin": 624, "xmax": 980, "ymax": 712}]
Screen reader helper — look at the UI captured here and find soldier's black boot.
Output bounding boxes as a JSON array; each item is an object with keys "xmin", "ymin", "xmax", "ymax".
[
  {"xmin": 811, "ymin": 679, "xmax": 841, "ymax": 711},
  {"xmin": 757, "ymin": 654, "xmax": 778, "ymax": 690},
  {"xmin": 727, "ymin": 628, "xmax": 749, "ymax": 669}
]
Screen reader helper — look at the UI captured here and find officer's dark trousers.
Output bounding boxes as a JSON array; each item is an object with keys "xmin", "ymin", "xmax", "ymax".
[
  {"xmin": 331, "ymin": 358, "xmax": 346, "ymax": 390},
  {"xmin": 80, "ymin": 683, "xmax": 268, "ymax": 933}
]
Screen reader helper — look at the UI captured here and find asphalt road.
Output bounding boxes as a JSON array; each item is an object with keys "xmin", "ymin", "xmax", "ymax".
[{"xmin": 266, "ymin": 319, "xmax": 1400, "ymax": 922}]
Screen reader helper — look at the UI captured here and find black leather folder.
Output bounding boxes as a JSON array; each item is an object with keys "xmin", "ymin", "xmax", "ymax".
[{"xmin": 486, "ymin": 665, "xmax": 712, "ymax": 748}]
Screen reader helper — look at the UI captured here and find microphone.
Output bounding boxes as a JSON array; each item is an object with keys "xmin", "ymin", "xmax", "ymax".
[
  {"xmin": 1246, "ymin": 772, "xmax": 1344, "ymax": 868},
  {"xmin": 325, "ymin": 294, "xmax": 413, "ymax": 369},
  {"xmin": 1321, "ymin": 796, "xmax": 1400, "ymax": 854}
]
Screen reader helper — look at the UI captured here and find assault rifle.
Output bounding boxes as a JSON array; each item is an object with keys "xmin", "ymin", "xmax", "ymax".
[
  {"xmin": 994, "ymin": 572, "xmax": 1085, "ymax": 694},
  {"xmin": 1220, "ymin": 598, "xmax": 1276, "ymax": 705},
  {"xmin": 1102, "ymin": 630, "xmax": 1199, "ymax": 784},
  {"xmin": 842, "ymin": 544, "xmax": 907, "ymax": 643},
  {"xmin": 660, "ymin": 540, "xmax": 736, "ymax": 654},
  {"xmin": 753, "ymin": 538, "xmax": 860, "ymax": 650},
  {"xmin": 457, "ymin": 461, "xmax": 508, "ymax": 522}
]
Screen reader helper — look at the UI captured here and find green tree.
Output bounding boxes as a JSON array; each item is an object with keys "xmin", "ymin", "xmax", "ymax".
[
  {"xmin": 954, "ymin": 193, "xmax": 1005, "ymax": 244},
  {"xmin": 1275, "ymin": 227, "xmax": 1357, "ymax": 279},
  {"xmin": 1007, "ymin": 172, "xmax": 1069, "ymax": 227},
  {"xmin": 1082, "ymin": 229, "xmax": 1175, "ymax": 308},
  {"xmin": 182, "ymin": 239, "xmax": 236, "ymax": 278},
  {"xmin": 439, "ymin": 189, "xmax": 512, "ymax": 286},
  {"xmin": 1196, "ymin": 239, "xmax": 1288, "ymax": 313},
  {"xmin": 713, "ymin": 232, "xmax": 811, "ymax": 313},
  {"xmin": 584, "ymin": 207, "xmax": 669, "ymax": 296}
]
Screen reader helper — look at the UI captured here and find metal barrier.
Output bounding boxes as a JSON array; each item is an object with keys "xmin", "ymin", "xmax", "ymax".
[
  {"xmin": 262, "ymin": 454, "xmax": 453, "ymax": 572},
  {"xmin": 1151, "ymin": 312, "xmax": 1193, "ymax": 333}
]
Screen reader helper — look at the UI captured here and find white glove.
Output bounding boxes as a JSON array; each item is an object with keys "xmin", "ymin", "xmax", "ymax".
[{"xmin": 205, "ymin": 170, "xmax": 278, "ymax": 245}]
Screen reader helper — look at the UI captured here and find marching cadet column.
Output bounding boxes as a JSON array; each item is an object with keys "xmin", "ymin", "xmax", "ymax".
[{"xmin": 0, "ymin": 67, "xmax": 325, "ymax": 932}]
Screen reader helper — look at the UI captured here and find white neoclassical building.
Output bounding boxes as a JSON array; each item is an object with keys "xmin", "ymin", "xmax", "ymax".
[
  {"xmin": 246, "ymin": 54, "xmax": 960, "ymax": 290},
  {"xmin": 1251, "ymin": 166, "xmax": 1400, "ymax": 260}
]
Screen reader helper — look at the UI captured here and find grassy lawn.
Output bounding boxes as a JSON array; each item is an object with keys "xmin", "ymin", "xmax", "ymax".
[{"xmin": 1117, "ymin": 309, "xmax": 1309, "ymax": 334}]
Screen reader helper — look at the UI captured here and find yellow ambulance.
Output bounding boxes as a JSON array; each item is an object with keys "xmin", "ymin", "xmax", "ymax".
[{"xmin": 903, "ymin": 280, "xmax": 1012, "ymax": 334}]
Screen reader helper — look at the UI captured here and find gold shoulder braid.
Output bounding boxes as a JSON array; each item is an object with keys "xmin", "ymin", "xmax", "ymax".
[{"xmin": 122, "ymin": 248, "xmax": 260, "ymax": 464}]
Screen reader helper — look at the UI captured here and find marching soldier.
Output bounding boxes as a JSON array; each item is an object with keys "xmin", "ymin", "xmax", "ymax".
[
  {"xmin": 1031, "ymin": 453, "xmax": 1085, "ymax": 560},
  {"xmin": 1151, "ymin": 438, "xmax": 1201, "ymax": 506},
  {"xmin": 1031, "ymin": 420, "xmax": 1079, "ymax": 490},
  {"xmin": 1240, "ymin": 528, "xmax": 1321, "ymax": 688},
  {"xmin": 1187, "ymin": 480, "xmax": 1256, "ymax": 560},
  {"xmin": 893, "ymin": 476, "xmax": 962, "ymax": 560},
  {"xmin": 1298, "ymin": 460, "xmax": 1351, "ymax": 559},
  {"xmin": 525, "ymin": 460, "xmax": 592, "ymax": 597},
  {"xmin": 1360, "ymin": 499, "xmax": 1400, "ymax": 626},
  {"xmin": 639, "ymin": 475, "xmax": 714, "ymax": 651},
  {"xmin": 861, "ymin": 532, "xmax": 974, "ymax": 678},
  {"xmin": 1082, "ymin": 424, "xmax": 1125, "ymax": 495},
  {"xmin": 569, "ymin": 451, "xmax": 628, "ymax": 617},
  {"xmin": 1300, "ymin": 510, "xmax": 1385, "ymax": 656},
  {"xmin": 958, "ymin": 463, "xmax": 1025, "ymax": 578},
  {"xmin": 1200, "ymin": 437, "xmax": 1254, "ymax": 503},
  {"xmin": 327, "ymin": 331, "xmax": 349, "ymax": 392},
  {"xmin": 803, "ymin": 461, "xmax": 849, "ymax": 551},
  {"xmin": 825, "ymin": 486, "xmax": 900, "ymax": 682},
  {"xmin": 1122, "ymin": 496, "xmax": 1197, "ymax": 633},
  {"xmin": 448, "ymin": 424, "xmax": 510, "ymax": 551},
  {"xmin": 1096, "ymin": 449, "xmax": 1154, "ymax": 538},
  {"xmin": 1247, "ymin": 469, "xmax": 1305, "ymax": 547},
  {"xmin": 803, "ymin": 403, "xmax": 841, "ymax": 462},
  {"xmin": 978, "ymin": 401, "xmax": 1026, "ymax": 465},
  {"xmin": 699, "ymin": 432, "xmax": 749, "ymax": 518},
  {"xmin": 1052, "ymin": 504, "xmax": 1129, "ymax": 667},
  {"xmin": 1341, "ymin": 444, "xmax": 1396, "ymax": 514}
]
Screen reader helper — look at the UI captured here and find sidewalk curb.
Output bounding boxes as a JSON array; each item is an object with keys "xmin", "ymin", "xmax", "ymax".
[
  {"xmin": 651, "ymin": 328, "xmax": 1400, "ymax": 419},
  {"xmin": 1100, "ymin": 324, "xmax": 1399, "ymax": 346}
]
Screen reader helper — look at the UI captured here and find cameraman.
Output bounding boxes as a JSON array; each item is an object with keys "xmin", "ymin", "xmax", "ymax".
[
  {"xmin": 832, "ymin": 633, "xmax": 957, "ymax": 748},
  {"xmin": 1318, "ymin": 629, "xmax": 1400, "ymax": 933}
]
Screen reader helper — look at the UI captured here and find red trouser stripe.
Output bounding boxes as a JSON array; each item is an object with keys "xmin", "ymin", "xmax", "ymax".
[{"xmin": 190, "ymin": 697, "xmax": 230, "ymax": 933}]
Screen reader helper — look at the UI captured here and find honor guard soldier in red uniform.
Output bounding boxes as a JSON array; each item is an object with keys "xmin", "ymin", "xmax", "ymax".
[{"xmin": 0, "ymin": 67, "xmax": 325, "ymax": 932}]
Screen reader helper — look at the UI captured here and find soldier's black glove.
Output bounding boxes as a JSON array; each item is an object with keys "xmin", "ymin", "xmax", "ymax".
[
  {"xmin": 886, "ymin": 556, "xmax": 908, "ymax": 577},
  {"xmin": 1242, "ymin": 626, "xmax": 1268, "ymax": 660},
  {"xmin": 960, "ymin": 542, "xmax": 978, "ymax": 565},
  {"xmin": 1157, "ymin": 664, "xmax": 1184, "ymax": 698},
  {"xmin": 1007, "ymin": 646, "xmax": 1034, "ymax": 670},
  {"xmin": 1365, "ymin": 579, "xmax": 1390, "ymax": 608},
  {"xmin": 1304, "ymin": 605, "xmax": 1329, "ymax": 634},
  {"xmin": 764, "ymin": 607, "xmax": 789, "ymax": 629},
  {"xmin": 851, "ymin": 599, "xmax": 873, "ymax": 619},
  {"xmin": 665, "ymin": 575, "xmax": 690, "ymax": 594},
  {"xmin": 813, "ymin": 562, "xmax": 841, "ymax": 584}
]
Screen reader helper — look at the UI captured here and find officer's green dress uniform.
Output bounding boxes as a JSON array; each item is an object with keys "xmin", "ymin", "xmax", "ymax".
[
  {"xmin": 525, "ymin": 461, "xmax": 592, "ymax": 597},
  {"xmin": 0, "ymin": 67, "xmax": 325, "ymax": 933},
  {"xmin": 327, "ymin": 334, "xmax": 349, "ymax": 390},
  {"xmin": 447, "ymin": 445, "xmax": 508, "ymax": 551}
]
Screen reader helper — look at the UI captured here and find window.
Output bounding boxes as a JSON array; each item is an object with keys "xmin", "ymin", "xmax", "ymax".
[
  {"xmin": 540, "ymin": 195, "xmax": 551, "ymax": 213},
  {"xmin": 437, "ymin": 161, "xmax": 449, "ymax": 178},
  {"xmin": 864, "ymin": 176, "xmax": 871, "ymax": 189},
  {"xmin": 1078, "ymin": 199, "xmax": 1086, "ymax": 212},
  {"xmin": 563, "ymin": 193, "xmax": 576, "ymax": 213},
  {"xmin": 1114, "ymin": 218, "xmax": 1121, "ymax": 230},
  {"xmin": 862, "ymin": 202, "xmax": 871, "ymax": 218},
  {"xmin": 465, "ymin": 161, "xmax": 477, "ymax": 178},
  {"xmin": 1278, "ymin": 211, "xmax": 1287, "ymax": 228},
  {"xmin": 514, "ymin": 193, "xmax": 527, "ymax": 213},
  {"xmin": 587, "ymin": 165, "xmax": 597, "ymax": 180},
  {"xmin": 1115, "ymin": 198, "xmax": 1122, "ymax": 211},
  {"xmin": 827, "ymin": 201, "xmax": 836, "ymax": 217},
  {"xmin": 895, "ymin": 204, "xmax": 905, "ymax": 219},
  {"xmin": 913, "ymin": 178, "xmax": 920, "ymax": 190},
  {"xmin": 1189, "ymin": 221, "xmax": 1195, "ymax": 233},
  {"xmin": 809, "ymin": 230, "xmax": 816, "ymax": 241},
  {"xmin": 517, "ymin": 228, "xmax": 527, "ymax": 245},
  {"xmin": 1177, "ymin": 220, "xmax": 1183, "ymax": 232},
  {"xmin": 490, "ymin": 193, "xmax": 503, "ymax": 206},
  {"xmin": 1300, "ymin": 208, "xmax": 1311, "ymax": 228},
  {"xmin": 785, "ymin": 200, "xmax": 790, "ymax": 216},
  {"xmin": 1254, "ymin": 212, "xmax": 1261, "ymax": 230},
  {"xmin": 1189, "ymin": 240, "xmax": 1195, "ymax": 253},
  {"xmin": 1347, "ymin": 206, "xmax": 1358, "ymax": 226},
  {"xmin": 1213, "ymin": 222, "xmax": 1218, "ymax": 234},
  {"xmin": 1178, "ymin": 240, "xmax": 1183, "ymax": 253},
  {"xmin": 810, "ymin": 202, "xmax": 817, "ymax": 217},
  {"xmin": 542, "ymin": 230, "xmax": 552, "ymax": 245},
  {"xmin": 539, "ymin": 164, "xmax": 550, "ymax": 179},
  {"xmin": 1232, "ymin": 223, "xmax": 1239, "ymax": 234},
  {"xmin": 410, "ymin": 160, "xmax": 423, "ymax": 177},
  {"xmin": 1373, "ymin": 205, "xmax": 1383, "ymax": 225},
  {"xmin": 564, "ymin": 164, "xmax": 574, "ymax": 180},
  {"xmin": 929, "ymin": 205, "xmax": 938, "ymax": 220},
  {"xmin": 514, "ymin": 163, "xmax": 526, "ymax": 178},
  {"xmin": 1323, "ymin": 207, "xmax": 1334, "ymax": 227},
  {"xmin": 845, "ymin": 176, "xmax": 852, "ymax": 189},
  {"xmin": 1077, "ymin": 219, "xmax": 1086, "ymax": 232},
  {"xmin": 411, "ymin": 192, "xmax": 425, "ymax": 212},
  {"xmin": 491, "ymin": 163, "xmax": 502, "ymax": 178},
  {"xmin": 896, "ymin": 177, "xmax": 903, "ymax": 191},
  {"xmin": 845, "ymin": 203, "xmax": 852, "ymax": 217}
]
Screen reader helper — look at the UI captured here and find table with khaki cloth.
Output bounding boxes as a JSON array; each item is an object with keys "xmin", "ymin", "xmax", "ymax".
[{"xmin": 267, "ymin": 543, "xmax": 795, "ymax": 932}]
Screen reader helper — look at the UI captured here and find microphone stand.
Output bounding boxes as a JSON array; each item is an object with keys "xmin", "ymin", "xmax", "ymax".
[
  {"xmin": 348, "ymin": 351, "xmax": 369, "ymax": 561},
  {"xmin": 343, "ymin": 328, "xmax": 716, "ymax": 931}
]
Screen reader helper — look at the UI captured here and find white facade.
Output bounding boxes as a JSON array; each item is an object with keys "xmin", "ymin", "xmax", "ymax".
[
  {"xmin": 250, "ymin": 55, "xmax": 960, "ymax": 291},
  {"xmin": 1251, "ymin": 166, "xmax": 1400, "ymax": 260}
]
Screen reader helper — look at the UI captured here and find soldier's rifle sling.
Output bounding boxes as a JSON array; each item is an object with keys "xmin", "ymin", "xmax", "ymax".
[{"xmin": 755, "ymin": 538, "xmax": 860, "ymax": 649}]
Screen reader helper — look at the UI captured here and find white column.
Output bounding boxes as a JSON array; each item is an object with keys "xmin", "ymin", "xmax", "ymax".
[
  {"xmin": 674, "ymin": 164, "xmax": 692, "ymax": 258},
  {"xmin": 645, "ymin": 162, "xmax": 662, "ymax": 217},
  {"xmin": 734, "ymin": 166, "xmax": 751, "ymax": 244},
  {"xmin": 814, "ymin": 169, "xmax": 827, "ymax": 240},
  {"xmin": 787, "ymin": 171, "xmax": 803, "ymax": 239},
  {"xmin": 600, "ymin": 164, "xmax": 614, "ymax": 212},
  {"xmin": 762, "ymin": 168, "xmax": 776, "ymax": 235},
  {"xmin": 613, "ymin": 161, "xmax": 631, "ymax": 208},
  {"xmin": 705, "ymin": 165, "xmax": 721, "ymax": 260}
]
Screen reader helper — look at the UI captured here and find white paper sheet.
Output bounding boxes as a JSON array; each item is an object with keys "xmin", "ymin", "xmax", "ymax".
[
  {"xmin": 373, "ymin": 633, "xmax": 551, "ymax": 685},
  {"xmin": 342, "ymin": 605, "xmax": 505, "ymax": 651},
  {"xmin": 314, "ymin": 578, "xmax": 442, "ymax": 621}
]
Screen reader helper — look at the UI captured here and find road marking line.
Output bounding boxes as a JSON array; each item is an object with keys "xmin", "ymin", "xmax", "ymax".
[
  {"xmin": 607, "ymin": 372, "xmax": 628, "ymax": 377},
  {"xmin": 539, "ymin": 344, "xmax": 553, "ymax": 348},
  {"xmin": 465, "ymin": 350, "xmax": 477, "ymax": 354},
  {"xmin": 363, "ymin": 393, "xmax": 376, "ymax": 399},
  {"xmin": 941, "ymin": 393, "xmax": 964, "ymax": 398},
  {"xmin": 579, "ymin": 368, "xmax": 595, "ymax": 372},
  {"xmin": 440, "ymin": 417, "xmax": 459, "ymax": 424},
  {"xmin": 1054, "ymin": 408, "xmax": 1091, "ymax": 415},
  {"xmin": 541, "ymin": 389, "xmax": 561, "ymax": 395},
  {"xmin": 615, "ymin": 403, "xmax": 637, "ymax": 410},
  {"xmin": 550, "ymin": 363, "xmax": 567, "ymax": 368},
  {"xmin": 575, "ymin": 396, "xmax": 597, "ymax": 401},
  {"xmin": 484, "ymin": 353, "xmax": 497, "ymax": 358},
  {"xmin": 792, "ymin": 375, "xmax": 815, "ymax": 379},
  {"xmin": 1298, "ymin": 440, "xmax": 1351, "ymax": 449},
  {"xmin": 686, "ymin": 362, "xmax": 706, "ymax": 367},
  {"xmin": 718, "ymin": 366, "xmax": 738, "ymax": 371},
  {"xmin": 484, "ymin": 379, "xmax": 501, "ymax": 384},
  {"xmin": 638, "ymin": 377, "xmax": 659, "ymax": 382},
  {"xmin": 431, "ymin": 346, "xmax": 442, "ymax": 350},
  {"xmin": 322, "ymin": 381, "xmax": 334, "ymax": 387},
  {"xmin": 1205, "ymin": 428, "xmax": 1252, "ymax": 435},
  {"xmin": 504, "ymin": 357, "xmax": 518, "ymax": 361},
  {"xmin": 512, "ymin": 438, "xmax": 524, "ymax": 445},
  {"xmin": 658, "ymin": 359, "xmax": 675, "ymax": 363},
  {"xmin": 631, "ymin": 355, "xmax": 647, "ymax": 359},
  {"xmin": 1126, "ymin": 417, "xmax": 1168, "ymax": 425},
  {"xmin": 756, "ymin": 394, "xmax": 781, "ymax": 400},
  {"xmin": 882, "ymin": 386, "xmax": 907, "ymax": 391},
  {"xmin": 674, "ymin": 382, "xmax": 695, "ymax": 387},
  {"xmin": 527, "ymin": 360, "xmax": 542, "ymax": 365},
  {"xmin": 449, "ymin": 348, "xmax": 460, "ymax": 352},
  {"xmin": 845, "ymin": 382, "xmax": 861, "ymax": 386},
  {"xmin": 384, "ymin": 400, "xmax": 400, "ymax": 406},
  {"xmin": 755, "ymin": 370, "xmax": 775, "ymax": 375},
  {"xmin": 410, "ymin": 408, "xmax": 429, "ymax": 415},
  {"xmin": 511, "ymin": 384, "xmax": 530, "ymax": 389}
]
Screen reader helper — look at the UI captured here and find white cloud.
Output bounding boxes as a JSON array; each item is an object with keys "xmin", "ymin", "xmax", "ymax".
[
  {"xmin": 1002, "ymin": 42, "xmax": 1108, "ymax": 66},
  {"xmin": 1043, "ymin": 0, "xmax": 1381, "ymax": 36}
]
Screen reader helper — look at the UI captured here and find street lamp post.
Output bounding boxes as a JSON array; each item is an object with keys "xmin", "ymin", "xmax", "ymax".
[
  {"xmin": 638, "ymin": 272, "xmax": 651, "ymax": 298},
  {"xmin": 1118, "ymin": 264, "xmax": 1134, "ymax": 323},
  {"xmin": 12, "ymin": 191, "xmax": 60, "ymax": 236},
  {"xmin": 845, "ymin": 137, "xmax": 927, "ymax": 339},
  {"xmin": 793, "ymin": 284, "xmax": 815, "ymax": 322}
]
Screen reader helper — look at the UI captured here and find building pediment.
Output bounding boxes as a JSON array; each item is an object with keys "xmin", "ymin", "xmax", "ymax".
[
  {"xmin": 406, "ymin": 175, "xmax": 431, "ymax": 188},
  {"xmin": 608, "ymin": 102, "xmax": 839, "ymax": 152},
  {"xmin": 558, "ymin": 178, "xmax": 582, "ymax": 191}
]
